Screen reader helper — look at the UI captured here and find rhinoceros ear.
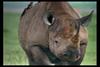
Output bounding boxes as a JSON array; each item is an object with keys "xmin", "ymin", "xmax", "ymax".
[
  {"xmin": 21, "ymin": 2, "xmax": 33, "ymax": 17},
  {"xmin": 78, "ymin": 10, "xmax": 94, "ymax": 26},
  {"xmin": 43, "ymin": 12, "xmax": 55, "ymax": 25}
]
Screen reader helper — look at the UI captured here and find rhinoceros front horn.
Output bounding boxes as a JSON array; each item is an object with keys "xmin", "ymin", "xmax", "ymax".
[{"xmin": 78, "ymin": 10, "xmax": 94, "ymax": 27}]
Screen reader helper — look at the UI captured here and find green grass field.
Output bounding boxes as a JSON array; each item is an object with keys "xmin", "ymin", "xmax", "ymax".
[{"xmin": 3, "ymin": 12, "xmax": 96, "ymax": 65}]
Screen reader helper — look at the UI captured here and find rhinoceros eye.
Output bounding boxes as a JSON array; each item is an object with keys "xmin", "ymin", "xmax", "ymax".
[{"xmin": 43, "ymin": 12, "xmax": 55, "ymax": 25}]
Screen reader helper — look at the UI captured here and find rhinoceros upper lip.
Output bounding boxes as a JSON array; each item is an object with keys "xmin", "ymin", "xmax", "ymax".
[
  {"xmin": 64, "ymin": 50, "xmax": 83, "ymax": 65},
  {"xmin": 57, "ymin": 49, "xmax": 82, "ymax": 65},
  {"xmin": 61, "ymin": 55, "xmax": 81, "ymax": 62}
]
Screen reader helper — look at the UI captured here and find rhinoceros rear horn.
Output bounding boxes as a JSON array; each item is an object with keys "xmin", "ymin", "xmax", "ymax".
[{"xmin": 78, "ymin": 10, "xmax": 94, "ymax": 26}]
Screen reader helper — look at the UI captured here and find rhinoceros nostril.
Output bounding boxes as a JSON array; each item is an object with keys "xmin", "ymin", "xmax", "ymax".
[
  {"xmin": 55, "ymin": 40, "xmax": 58, "ymax": 43},
  {"xmin": 75, "ymin": 55, "xmax": 81, "ymax": 61}
]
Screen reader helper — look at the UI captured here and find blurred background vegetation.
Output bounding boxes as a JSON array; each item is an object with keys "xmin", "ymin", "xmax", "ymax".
[{"xmin": 3, "ymin": 2, "xmax": 97, "ymax": 65}]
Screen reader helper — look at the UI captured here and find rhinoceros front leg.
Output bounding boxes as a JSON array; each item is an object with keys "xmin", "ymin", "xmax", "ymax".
[{"xmin": 25, "ymin": 45, "xmax": 54, "ymax": 65}]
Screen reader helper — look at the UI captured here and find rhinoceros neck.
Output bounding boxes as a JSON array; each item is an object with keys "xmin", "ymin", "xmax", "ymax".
[{"xmin": 33, "ymin": 45, "xmax": 62, "ymax": 64}]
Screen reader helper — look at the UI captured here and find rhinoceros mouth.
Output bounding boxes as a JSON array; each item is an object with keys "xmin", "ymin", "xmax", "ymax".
[
  {"xmin": 36, "ymin": 44, "xmax": 85, "ymax": 65},
  {"xmin": 60, "ymin": 55, "xmax": 81, "ymax": 62},
  {"xmin": 57, "ymin": 47, "xmax": 85, "ymax": 65}
]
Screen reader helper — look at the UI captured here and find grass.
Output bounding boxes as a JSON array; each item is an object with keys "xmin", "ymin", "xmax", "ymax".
[
  {"xmin": 3, "ymin": 12, "xmax": 96, "ymax": 65},
  {"xmin": 81, "ymin": 13, "xmax": 97, "ymax": 65},
  {"xmin": 3, "ymin": 12, "xmax": 28, "ymax": 65}
]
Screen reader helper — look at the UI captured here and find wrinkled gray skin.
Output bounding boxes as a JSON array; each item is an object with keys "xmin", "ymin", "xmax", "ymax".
[{"xmin": 19, "ymin": 2, "xmax": 93, "ymax": 65}]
